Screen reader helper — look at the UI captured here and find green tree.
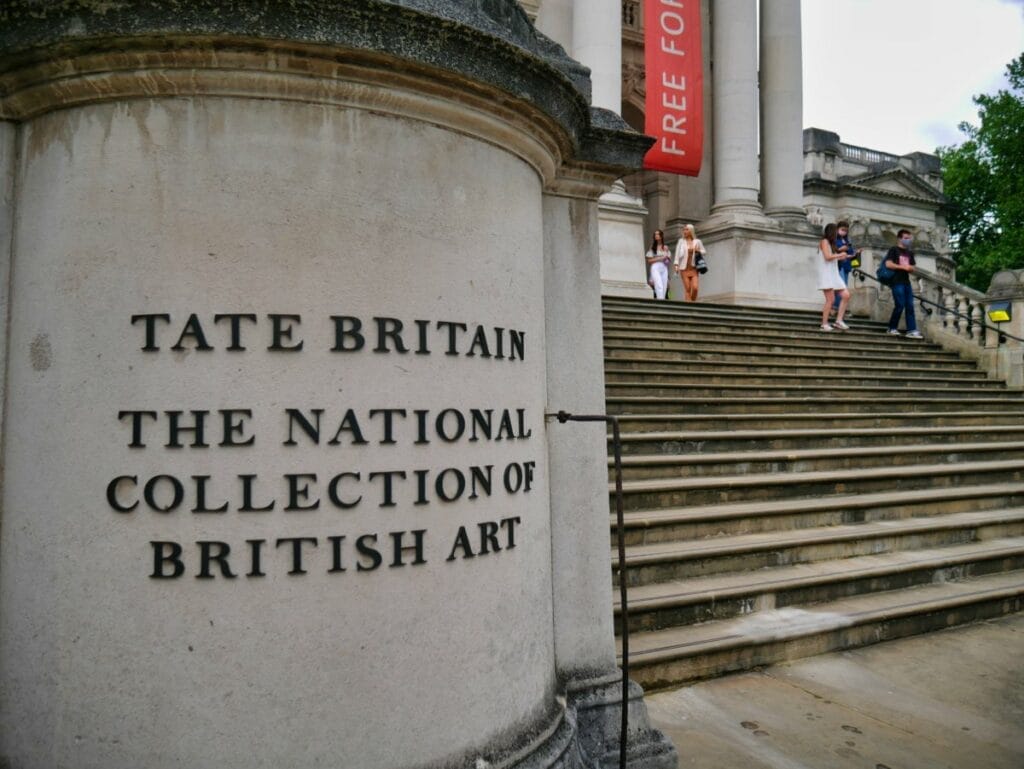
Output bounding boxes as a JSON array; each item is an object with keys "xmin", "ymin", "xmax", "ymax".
[{"xmin": 937, "ymin": 53, "xmax": 1024, "ymax": 292}]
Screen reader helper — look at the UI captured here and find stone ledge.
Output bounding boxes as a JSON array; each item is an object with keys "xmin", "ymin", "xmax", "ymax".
[{"xmin": 0, "ymin": 0, "xmax": 652, "ymax": 177}]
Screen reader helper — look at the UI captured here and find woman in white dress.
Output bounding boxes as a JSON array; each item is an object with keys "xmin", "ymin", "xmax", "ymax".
[
  {"xmin": 674, "ymin": 224, "xmax": 706, "ymax": 302},
  {"xmin": 645, "ymin": 229, "xmax": 672, "ymax": 300},
  {"xmin": 818, "ymin": 222, "xmax": 850, "ymax": 331}
]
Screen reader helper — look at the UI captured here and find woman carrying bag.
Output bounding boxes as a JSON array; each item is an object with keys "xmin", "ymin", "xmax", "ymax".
[{"xmin": 674, "ymin": 224, "xmax": 707, "ymax": 302}]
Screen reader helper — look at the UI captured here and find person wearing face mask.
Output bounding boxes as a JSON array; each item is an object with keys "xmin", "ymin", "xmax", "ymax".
[{"xmin": 883, "ymin": 229, "xmax": 923, "ymax": 339}]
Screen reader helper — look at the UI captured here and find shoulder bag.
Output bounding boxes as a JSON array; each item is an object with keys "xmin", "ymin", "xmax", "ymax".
[{"xmin": 876, "ymin": 258, "xmax": 896, "ymax": 286}]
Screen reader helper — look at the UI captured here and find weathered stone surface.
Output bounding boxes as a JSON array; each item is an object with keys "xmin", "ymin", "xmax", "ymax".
[
  {"xmin": 0, "ymin": 0, "xmax": 652, "ymax": 175},
  {"xmin": 0, "ymin": 3, "xmax": 671, "ymax": 769},
  {"xmin": 988, "ymin": 269, "xmax": 1024, "ymax": 300}
]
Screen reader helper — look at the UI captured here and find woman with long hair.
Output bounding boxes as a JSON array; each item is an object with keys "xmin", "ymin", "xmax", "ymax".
[
  {"xmin": 818, "ymin": 222, "xmax": 850, "ymax": 331},
  {"xmin": 673, "ymin": 224, "xmax": 706, "ymax": 302},
  {"xmin": 645, "ymin": 229, "xmax": 672, "ymax": 300}
]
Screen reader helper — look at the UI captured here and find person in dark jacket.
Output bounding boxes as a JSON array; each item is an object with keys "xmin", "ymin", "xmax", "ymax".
[
  {"xmin": 884, "ymin": 229, "xmax": 923, "ymax": 339},
  {"xmin": 832, "ymin": 220, "xmax": 859, "ymax": 313}
]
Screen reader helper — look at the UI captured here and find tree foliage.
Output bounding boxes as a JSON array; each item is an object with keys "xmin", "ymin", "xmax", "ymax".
[{"xmin": 937, "ymin": 53, "xmax": 1024, "ymax": 292}]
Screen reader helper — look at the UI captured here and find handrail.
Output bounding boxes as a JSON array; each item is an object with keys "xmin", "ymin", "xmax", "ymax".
[
  {"xmin": 913, "ymin": 265, "xmax": 986, "ymax": 302},
  {"xmin": 548, "ymin": 410, "xmax": 631, "ymax": 769},
  {"xmin": 852, "ymin": 269, "xmax": 1024, "ymax": 344}
]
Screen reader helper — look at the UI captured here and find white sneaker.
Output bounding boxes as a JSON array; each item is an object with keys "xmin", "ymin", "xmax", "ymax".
[
  {"xmin": 887, "ymin": 329, "xmax": 901, "ymax": 335},
  {"xmin": 906, "ymin": 330, "xmax": 923, "ymax": 339},
  {"xmin": 834, "ymin": 320, "xmax": 850, "ymax": 330},
  {"xmin": 820, "ymin": 323, "xmax": 833, "ymax": 332}
]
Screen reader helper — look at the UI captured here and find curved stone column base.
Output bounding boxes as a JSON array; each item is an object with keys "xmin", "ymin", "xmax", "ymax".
[
  {"xmin": 765, "ymin": 206, "xmax": 814, "ymax": 230},
  {"xmin": 704, "ymin": 202, "xmax": 775, "ymax": 232},
  {"xmin": 564, "ymin": 672, "xmax": 678, "ymax": 769},
  {"xmin": 477, "ymin": 672, "xmax": 675, "ymax": 769}
]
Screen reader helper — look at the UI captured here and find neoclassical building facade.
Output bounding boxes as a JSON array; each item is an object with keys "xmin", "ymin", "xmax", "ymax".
[{"xmin": 520, "ymin": 0, "xmax": 951, "ymax": 309}]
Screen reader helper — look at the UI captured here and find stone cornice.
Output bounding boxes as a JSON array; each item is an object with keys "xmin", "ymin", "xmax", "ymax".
[
  {"xmin": 803, "ymin": 176, "xmax": 946, "ymax": 207},
  {"xmin": 695, "ymin": 220, "xmax": 821, "ymax": 247},
  {"xmin": 844, "ymin": 165, "xmax": 946, "ymax": 202},
  {"xmin": 0, "ymin": 0, "xmax": 654, "ymax": 184}
]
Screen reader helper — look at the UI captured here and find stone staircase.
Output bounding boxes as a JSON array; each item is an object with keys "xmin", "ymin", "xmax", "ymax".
[{"xmin": 602, "ymin": 295, "xmax": 1024, "ymax": 690}]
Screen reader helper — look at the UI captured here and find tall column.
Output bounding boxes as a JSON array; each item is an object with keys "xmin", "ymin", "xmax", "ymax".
[
  {"xmin": 711, "ymin": 0, "xmax": 762, "ymax": 215},
  {"xmin": 572, "ymin": 0, "xmax": 622, "ymax": 112},
  {"xmin": 0, "ymin": 120, "xmax": 14, "ymax": 451},
  {"xmin": 760, "ymin": 0, "xmax": 806, "ymax": 221},
  {"xmin": 534, "ymin": 0, "xmax": 573, "ymax": 55}
]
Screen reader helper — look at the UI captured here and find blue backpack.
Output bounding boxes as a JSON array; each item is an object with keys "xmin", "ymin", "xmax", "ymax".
[{"xmin": 876, "ymin": 258, "xmax": 896, "ymax": 286}]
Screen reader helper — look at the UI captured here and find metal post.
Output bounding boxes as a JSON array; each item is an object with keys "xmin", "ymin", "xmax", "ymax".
[{"xmin": 549, "ymin": 410, "xmax": 630, "ymax": 769}]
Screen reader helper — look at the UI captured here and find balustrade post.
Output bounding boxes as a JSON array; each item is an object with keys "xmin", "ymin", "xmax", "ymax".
[
  {"xmin": 971, "ymin": 304, "xmax": 983, "ymax": 345},
  {"xmin": 917, "ymin": 274, "xmax": 933, "ymax": 325},
  {"xmin": 957, "ymin": 296, "xmax": 969, "ymax": 338},
  {"xmin": 943, "ymin": 288, "xmax": 956, "ymax": 331}
]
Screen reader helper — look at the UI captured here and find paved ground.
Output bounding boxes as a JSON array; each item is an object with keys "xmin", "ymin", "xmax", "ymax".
[{"xmin": 645, "ymin": 614, "xmax": 1024, "ymax": 769}]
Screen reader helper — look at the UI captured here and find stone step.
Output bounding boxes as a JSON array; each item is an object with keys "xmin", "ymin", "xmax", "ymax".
[
  {"xmin": 602, "ymin": 315, "xmax": 892, "ymax": 340},
  {"xmin": 604, "ymin": 344, "xmax": 970, "ymax": 368},
  {"xmin": 601, "ymin": 297, "xmax": 881, "ymax": 327},
  {"xmin": 604, "ymin": 335, "xmax": 952, "ymax": 362},
  {"xmin": 611, "ymin": 424, "xmax": 1024, "ymax": 455},
  {"xmin": 611, "ymin": 441, "xmax": 1024, "ymax": 480},
  {"xmin": 606, "ymin": 395, "xmax": 1024, "ymax": 416},
  {"xmin": 605, "ymin": 381, "xmax": 1012, "ymax": 399},
  {"xmin": 600, "ymin": 310, "xmax": 894, "ymax": 338},
  {"xmin": 603, "ymin": 366, "xmax": 995, "ymax": 387},
  {"xmin": 600, "ymin": 295, "xmax": 1024, "ymax": 690},
  {"xmin": 611, "ymin": 483, "xmax": 1024, "ymax": 544},
  {"xmin": 617, "ymin": 570, "xmax": 1024, "ymax": 689},
  {"xmin": 603, "ymin": 327, "xmax": 937, "ymax": 355},
  {"xmin": 614, "ymin": 509, "xmax": 1024, "ymax": 585},
  {"xmin": 611, "ymin": 411, "xmax": 1024, "ymax": 431},
  {"xmin": 615, "ymin": 538, "xmax": 1024, "ymax": 634},
  {"xmin": 612, "ymin": 458, "xmax": 1024, "ymax": 511},
  {"xmin": 605, "ymin": 354, "xmax": 982, "ymax": 376}
]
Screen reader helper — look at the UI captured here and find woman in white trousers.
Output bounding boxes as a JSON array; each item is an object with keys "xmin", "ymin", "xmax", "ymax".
[{"xmin": 646, "ymin": 229, "xmax": 672, "ymax": 300}]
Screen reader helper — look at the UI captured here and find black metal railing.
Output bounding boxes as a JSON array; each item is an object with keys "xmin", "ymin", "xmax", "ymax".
[{"xmin": 548, "ymin": 410, "xmax": 630, "ymax": 769}]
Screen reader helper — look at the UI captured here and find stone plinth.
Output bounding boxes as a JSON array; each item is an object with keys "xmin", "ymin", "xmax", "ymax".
[
  {"xmin": 0, "ymin": 2, "xmax": 671, "ymax": 768},
  {"xmin": 599, "ymin": 181, "xmax": 651, "ymax": 298},
  {"xmin": 985, "ymin": 269, "xmax": 1024, "ymax": 388},
  {"xmin": 696, "ymin": 222, "xmax": 823, "ymax": 311}
]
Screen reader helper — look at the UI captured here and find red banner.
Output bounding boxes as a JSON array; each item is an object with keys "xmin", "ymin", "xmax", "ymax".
[{"xmin": 643, "ymin": 0, "xmax": 704, "ymax": 175}]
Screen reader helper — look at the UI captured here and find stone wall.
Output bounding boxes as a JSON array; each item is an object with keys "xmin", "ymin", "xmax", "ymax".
[{"xmin": 0, "ymin": 2, "xmax": 672, "ymax": 767}]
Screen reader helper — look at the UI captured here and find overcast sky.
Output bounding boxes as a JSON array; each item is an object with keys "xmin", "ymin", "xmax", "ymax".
[{"xmin": 801, "ymin": 0, "xmax": 1024, "ymax": 156}]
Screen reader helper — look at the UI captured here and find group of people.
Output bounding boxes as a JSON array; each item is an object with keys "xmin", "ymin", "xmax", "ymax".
[
  {"xmin": 645, "ymin": 224, "xmax": 706, "ymax": 302},
  {"xmin": 816, "ymin": 220, "xmax": 921, "ymax": 337},
  {"xmin": 646, "ymin": 219, "xmax": 922, "ymax": 339}
]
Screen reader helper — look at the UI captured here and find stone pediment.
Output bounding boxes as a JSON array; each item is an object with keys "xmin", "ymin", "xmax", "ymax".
[{"xmin": 840, "ymin": 166, "xmax": 946, "ymax": 204}]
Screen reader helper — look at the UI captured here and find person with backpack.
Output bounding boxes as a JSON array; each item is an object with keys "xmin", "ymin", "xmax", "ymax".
[{"xmin": 883, "ymin": 229, "xmax": 923, "ymax": 339}]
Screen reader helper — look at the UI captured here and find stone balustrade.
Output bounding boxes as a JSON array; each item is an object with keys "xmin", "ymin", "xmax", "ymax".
[
  {"xmin": 622, "ymin": 0, "xmax": 641, "ymax": 32},
  {"xmin": 912, "ymin": 268, "xmax": 1024, "ymax": 389}
]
